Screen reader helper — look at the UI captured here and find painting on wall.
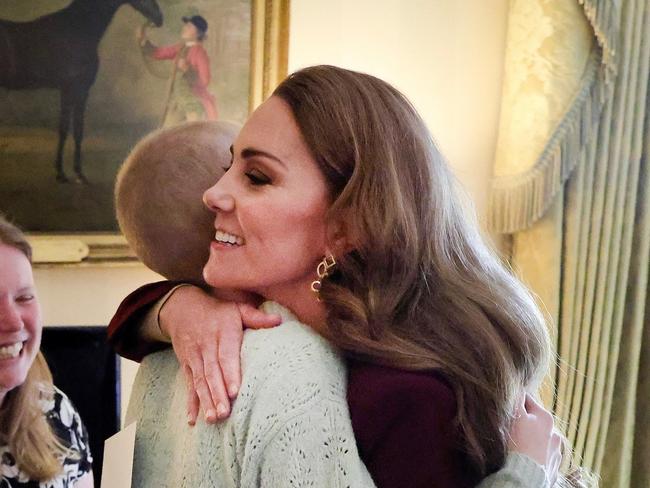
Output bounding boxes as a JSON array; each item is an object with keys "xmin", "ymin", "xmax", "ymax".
[{"xmin": 0, "ymin": 0, "xmax": 288, "ymax": 261}]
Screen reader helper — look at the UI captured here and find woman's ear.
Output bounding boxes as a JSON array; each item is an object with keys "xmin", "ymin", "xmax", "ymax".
[{"xmin": 326, "ymin": 217, "xmax": 356, "ymax": 257}]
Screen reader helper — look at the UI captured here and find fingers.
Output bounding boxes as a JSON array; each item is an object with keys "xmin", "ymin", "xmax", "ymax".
[
  {"xmin": 547, "ymin": 432, "xmax": 563, "ymax": 486},
  {"xmin": 549, "ymin": 431, "xmax": 562, "ymax": 453},
  {"xmin": 218, "ymin": 326, "xmax": 244, "ymax": 399},
  {"xmin": 513, "ymin": 392, "xmax": 527, "ymax": 418},
  {"xmin": 184, "ymin": 365, "xmax": 199, "ymax": 426},
  {"xmin": 181, "ymin": 342, "xmax": 234, "ymax": 425},
  {"xmin": 508, "ymin": 392, "xmax": 562, "ymax": 471},
  {"xmin": 203, "ymin": 349, "xmax": 231, "ymax": 418},
  {"xmin": 524, "ymin": 394, "xmax": 554, "ymax": 428},
  {"xmin": 524, "ymin": 392, "xmax": 540, "ymax": 413},
  {"xmin": 172, "ymin": 298, "xmax": 276, "ymax": 427},
  {"xmin": 239, "ymin": 303, "xmax": 282, "ymax": 330},
  {"xmin": 184, "ymin": 346, "xmax": 220, "ymax": 424}
]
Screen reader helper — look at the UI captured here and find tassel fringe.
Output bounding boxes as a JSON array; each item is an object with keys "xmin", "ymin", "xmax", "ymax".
[{"xmin": 488, "ymin": 1, "xmax": 618, "ymax": 234}]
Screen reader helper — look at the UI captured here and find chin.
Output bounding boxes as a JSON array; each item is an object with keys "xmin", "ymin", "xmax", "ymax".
[
  {"xmin": 202, "ymin": 261, "xmax": 226, "ymax": 288},
  {"xmin": 0, "ymin": 369, "xmax": 28, "ymax": 393},
  {"xmin": 202, "ymin": 265, "xmax": 215, "ymax": 287}
]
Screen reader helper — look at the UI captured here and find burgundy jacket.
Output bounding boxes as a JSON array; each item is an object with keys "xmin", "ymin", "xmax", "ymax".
[{"xmin": 107, "ymin": 282, "xmax": 477, "ymax": 488}]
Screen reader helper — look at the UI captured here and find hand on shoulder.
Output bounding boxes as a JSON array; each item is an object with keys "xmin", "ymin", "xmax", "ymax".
[
  {"xmin": 157, "ymin": 285, "xmax": 281, "ymax": 425},
  {"xmin": 507, "ymin": 393, "xmax": 562, "ymax": 486}
]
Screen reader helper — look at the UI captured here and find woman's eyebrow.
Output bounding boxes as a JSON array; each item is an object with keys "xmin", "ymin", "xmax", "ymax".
[{"xmin": 239, "ymin": 146, "xmax": 287, "ymax": 169}]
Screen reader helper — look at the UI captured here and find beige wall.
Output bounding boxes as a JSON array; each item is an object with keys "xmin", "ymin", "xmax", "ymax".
[
  {"xmin": 35, "ymin": 0, "xmax": 509, "ymax": 425},
  {"xmin": 289, "ymin": 0, "xmax": 509, "ymax": 218}
]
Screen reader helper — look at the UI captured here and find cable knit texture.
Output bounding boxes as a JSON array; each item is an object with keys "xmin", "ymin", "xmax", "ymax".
[{"xmin": 125, "ymin": 301, "xmax": 375, "ymax": 487}]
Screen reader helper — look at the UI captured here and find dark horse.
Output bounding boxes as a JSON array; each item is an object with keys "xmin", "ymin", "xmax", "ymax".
[{"xmin": 0, "ymin": 0, "xmax": 163, "ymax": 183}]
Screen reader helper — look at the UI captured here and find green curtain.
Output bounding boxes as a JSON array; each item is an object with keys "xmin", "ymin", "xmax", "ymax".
[{"xmin": 489, "ymin": 1, "xmax": 650, "ymax": 486}]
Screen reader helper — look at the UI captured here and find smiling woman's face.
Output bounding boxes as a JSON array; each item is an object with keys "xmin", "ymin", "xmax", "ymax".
[
  {"xmin": 202, "ymin": 96, "xmax": 332, "ymax": 303},
  {"xmin": 0, "ymin": 243, "xmax": 42, "ymax": 405}
]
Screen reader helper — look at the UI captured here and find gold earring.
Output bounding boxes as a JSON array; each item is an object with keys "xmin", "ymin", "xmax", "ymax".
[{"xmin": 310, "ymin": 254, "xmax": 337, "ymax": 295}]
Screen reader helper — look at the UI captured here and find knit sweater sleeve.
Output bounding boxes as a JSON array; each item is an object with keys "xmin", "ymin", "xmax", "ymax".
[{"xmin": 477, "ymin": 453, "xmax": 548, "ymax": 488}]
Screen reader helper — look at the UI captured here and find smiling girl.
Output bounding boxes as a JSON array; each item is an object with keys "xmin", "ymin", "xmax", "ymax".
[{"xmin": 0, "ymin": 216, "xmax": 93, "ymax": 488}]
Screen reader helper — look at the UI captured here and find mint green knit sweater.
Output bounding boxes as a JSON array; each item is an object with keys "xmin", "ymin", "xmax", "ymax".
[{"xmin": 126, "ymin": 302, "xmax": 548, "ymax": 487}]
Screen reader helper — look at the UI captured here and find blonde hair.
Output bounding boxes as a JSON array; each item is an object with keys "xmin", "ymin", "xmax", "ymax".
[
  {"xmin": 274, "ymin": 67, "xmax": 552, "ymax": 478},
  {"xmin": 0, "ymin": 215, "xmax": 71, "ymax": 481}
]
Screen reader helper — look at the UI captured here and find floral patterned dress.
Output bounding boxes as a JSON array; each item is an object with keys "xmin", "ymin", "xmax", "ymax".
[{"xmin": 0, "ymin": 386, "xmax": 92, "ymax": 487}]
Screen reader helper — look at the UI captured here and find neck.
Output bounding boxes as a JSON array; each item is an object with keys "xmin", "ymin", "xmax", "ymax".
[
  {"xmin": 0, "ymin": 389, "xmax": 6, "ymax": 408},
  {"xmin": 69, "ymin": 0, "xmax": 124, "ymax": 40},
  {"xmin": 210, "ymin": 287, "xmax": 261, "ymax": 306},
  {"xmin": 257, "ymin": 282, "xmax": 328, "ymax": 333}
]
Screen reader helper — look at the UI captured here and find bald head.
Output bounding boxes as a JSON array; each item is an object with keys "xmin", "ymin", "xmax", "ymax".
[{"xmin": 116, "ymin": 121, "xmax": 239, "ymax": 282}]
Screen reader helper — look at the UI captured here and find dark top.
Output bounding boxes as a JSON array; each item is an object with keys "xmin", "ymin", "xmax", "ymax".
[{"xmin": 107, "ymin": 281, "xmax": 477, "ymax": 488}]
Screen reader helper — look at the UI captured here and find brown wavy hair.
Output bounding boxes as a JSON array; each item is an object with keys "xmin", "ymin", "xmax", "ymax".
[
  {"xmin": 274, "ymin": 66, "xmax": 552, "ymax": 478},
  {"xmin": 0, "ymin": 215, "xmax": 71, "ymax": 481}
]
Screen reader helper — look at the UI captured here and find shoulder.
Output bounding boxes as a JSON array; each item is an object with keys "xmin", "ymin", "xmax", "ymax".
[
  {"xmin": 47, "ymin": 386, "xmax": 91, "ymax": 448},
  {"xmin": 235, "ymin": 320, "xmax": 348, "ymax": 430},
  {"xmin": 236, "ymin": 323, "xmax": 372, "ymax": 486},
  {"xmin": 347, "ymin": 360, "xmax": 457, "ymax": 444},
  {"xmin": 190, "ymin": 44, "xmax": 209, "ymax": 58},
  {"xmin": 45, "ymin": 384, "xmax": 80, "ymax": 421},
  {"xmin": 240, "ymin": 321, "xmax": 347, "ymax": 406},
  {"xmin": 35, "ymin": 382, "xmax": 76, "ymax": 419},
  {"xmin": 348, "ymin": 359, "xmax": 457, "ymax": 416},
  {"xmin": 348, "ymin": 361, "xmax": 474, "ymax": 488},
  {"xmin": 193, "ymin": 44, "xmax": 208, "ymax": 54},
  {"xmin": 38, "ymin": 385, "xmax": 94, "ymax": 480},
  {"xmin": 242, "ymin": 320, "xmax": 345, "ymax": 384}
]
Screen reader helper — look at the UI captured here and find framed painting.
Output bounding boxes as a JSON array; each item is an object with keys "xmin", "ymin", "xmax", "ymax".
[{"xmin": 0, "ymin": 0, "xmax": 289, "ymax": 265}]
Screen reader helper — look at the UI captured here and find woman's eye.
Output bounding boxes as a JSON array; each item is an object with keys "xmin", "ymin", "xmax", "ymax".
[
  {"xmin": 16, "ymin": 295, "xmax": 34, "ymax": 303},
  {"xmin": 245, "ymin": 170, "xmax": 271, "ymax": 186}
]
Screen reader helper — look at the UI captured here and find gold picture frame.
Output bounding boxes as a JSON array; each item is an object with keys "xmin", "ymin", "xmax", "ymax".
[{"xmin": 23, "ymin": 0, "xmax": 290, "ymax": 267}]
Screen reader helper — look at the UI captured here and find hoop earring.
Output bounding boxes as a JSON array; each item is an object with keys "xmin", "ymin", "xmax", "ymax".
[{"xmin": 310, "ymin": 254, "xmax": 337, "ymax": 297}]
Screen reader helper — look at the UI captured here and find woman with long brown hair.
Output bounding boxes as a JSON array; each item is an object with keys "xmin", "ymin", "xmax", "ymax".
[
  {"xmin": 111, "ymin": 67, "xmax": 580, "ymax": 486},
  {"xmin": 0, "ymin": 216, "xmax": 93, "ymax": 487}
]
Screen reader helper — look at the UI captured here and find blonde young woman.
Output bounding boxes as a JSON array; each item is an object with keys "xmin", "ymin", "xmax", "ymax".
[
  {"xmin": 110, "ymin": 68, "xmax": 577, "ymax": 486},
  {"xmin": 0, "ymin": 216, "xmax": 93, "ymax": 488}
]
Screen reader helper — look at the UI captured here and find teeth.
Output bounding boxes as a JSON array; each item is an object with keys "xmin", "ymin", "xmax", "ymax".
[
  {"xmin": 0, "ymin": 342, "xmax": 23, "ymax": 360},
  {"xmin": 215, "ymin": 230, "xmax": 244, "ymax": 246}
]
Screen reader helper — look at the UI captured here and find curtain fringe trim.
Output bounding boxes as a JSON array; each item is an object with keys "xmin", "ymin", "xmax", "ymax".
[
  {"xmin": 579, "ymin": 0, "xmax": 618, "ymax": 83},
  {"xmin": 487, "ymin": 1, "xmax": 618, "ymax": 234}
]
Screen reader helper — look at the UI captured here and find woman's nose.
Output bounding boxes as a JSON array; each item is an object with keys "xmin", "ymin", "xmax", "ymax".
[
  {"xmin": 0, "ymin": 300, "xmax": 23, "ymax": 333},
  {"xmin": 203, "ymin": 176, "xmax": 235, "ymax": 213}
]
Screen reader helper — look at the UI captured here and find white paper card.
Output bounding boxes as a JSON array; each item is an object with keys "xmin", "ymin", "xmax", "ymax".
[{"xmin": 101, "ymin": 422, "xmax": 136, "ymax": 488}]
